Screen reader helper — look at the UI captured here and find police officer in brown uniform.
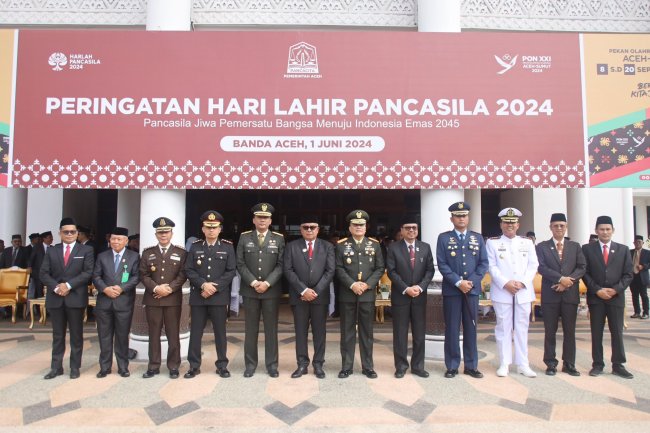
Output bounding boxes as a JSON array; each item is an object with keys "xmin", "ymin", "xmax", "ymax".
[
  {"xmin": 237, "ymin": 203, "xmax": 285, "ymax": 378},
  {"xmin": 139, "ymin": 217, "xmax": 187, "ymax": 379},
  {"xmin": 184, "ymin": 211, "xmax": 237, "ymax": 379}
]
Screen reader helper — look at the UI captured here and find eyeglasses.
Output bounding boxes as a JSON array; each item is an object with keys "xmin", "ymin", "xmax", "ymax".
[
  {"xmin": 402, "ymin": 225, "xmax": 418, "ymax": 231},
  {"xmin": 301, "ymin": 225, "xmax": 319, "ymax": 231},
  {"xmin": 61, "ymin": 230, "xmax": 78, "ymax": 235}
]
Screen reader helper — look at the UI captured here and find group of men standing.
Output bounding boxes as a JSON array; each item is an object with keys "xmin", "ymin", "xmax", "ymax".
[{"xmin": 37, "ymin": 201, "xmax": 638, "ymax": 382}]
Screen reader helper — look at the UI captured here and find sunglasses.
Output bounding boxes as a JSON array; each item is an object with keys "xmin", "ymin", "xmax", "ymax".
[
  {"xmin": 402, "ymin": 225, "xmax": 418, "ymax": 231},
  {"xmin": 301, "ymin": 225, "xmax": 319, "ymax": 231},
  {"xmin": 61, "ymin": 230, "xmax": 78, "ymax": 235}
]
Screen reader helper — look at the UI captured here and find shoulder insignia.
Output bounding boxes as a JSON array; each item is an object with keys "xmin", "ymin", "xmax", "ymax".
[
  {"xmin": 221, "ymin": 239, "xmax": 233, "ymax": 244},
  {"xmin": 240, "ymin": 230, "xmax": 252, "ymax": 235},
  {"xmin": 192, "ymin": 239, "xmax": 204, "ymax": 244},
  {"xmin": 272, "ymin": 231, "xmax": 284, "ymax": 237},
  {"xmin": 337, "ymin": 237, "xmax": 348, "ymax": 244},
  {"xmin": 142, "ymin": 245, "xmax": 157, "ymax": 252},
  {"xmin": 172, "ymin": 244, "xmax": 186, "ymax": 251},
  {"xmin": 368, "ymin": 237, "xmax": 379, "ymax": 243},
  {"xmin": 488, "ymin": 236, "xmax": 500, "ymax": 240}
]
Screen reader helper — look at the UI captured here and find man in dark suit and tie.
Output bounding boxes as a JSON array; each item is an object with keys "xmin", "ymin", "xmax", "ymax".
[
  {"xmin": 436, "ymin": 202, "xmax": 488, "ymax": 379},
  {"xmin": 283, "ymin": 215, "xmax": 335, "ymax": 379},
  {"xmin": 29, "ymin": 231, "xmax": 53, "ymax": 299},
  {"xmin": 92, "ymin": 227, "xmax": 140, "ymax": 378},
  {"xmin": 387, "ymin": 215, "xmax": 435, "ymax": 378},
  {"xmin": 630, "ymin": 235, "xmax": 650, "ymax": 319},
  {"xmin": 139, "ymin": 217, "xmax": 187, "ymax": 379},
  {"xmin": 582, "ymin": 215, "xmax": 634, "ymax": 379},
  {"xmin": 40, "ymin": 218, "xmax": 95, "ymax": 379},
  {"xmin": 335, "ymin": 210, "xmax": 384, "ymax": 379},
  {"xmin": 536, "ymin": 213, "xmax": 586, "ymax": 376},
  {"xmin": 1, "ymin": 234, "xmax": 30, "ymax": 269},
  {"xmin": 237, "ymin": 203, "xmax": 285, "ymax": 378},
  {"xmin": 184, "ymin": 211, "xmax": 236, "ymax": 379}
]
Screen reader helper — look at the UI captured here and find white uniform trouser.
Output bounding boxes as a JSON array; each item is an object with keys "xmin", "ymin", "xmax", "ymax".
[{"xmin": 493, "ymin": 300, "xmax": 531, "ymax": 367}]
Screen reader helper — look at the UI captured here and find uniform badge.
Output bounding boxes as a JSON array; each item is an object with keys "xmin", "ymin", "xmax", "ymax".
[
  {"xmin": 197, "ymin": 259, "xmax": 202, "ymax": 266},
  {"xmin": 346, "ymin": 258, "xmax": 352, "ymax": 264},
  {"xmin": 150, "ymin": 265, "xmax": 156, "ymax": 272},
  {"xmin": 451, "ymin": 252, "xmax": 456, "ymax": 257}
]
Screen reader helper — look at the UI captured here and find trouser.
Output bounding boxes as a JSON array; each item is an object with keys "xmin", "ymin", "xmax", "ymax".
[
  {"xmin": 95, "ymin": 307, "xmax": 134, "ymax": 372},
  {"xmin": 243, "ymin": 296, "xmax": 279, "ymax": 372},
  {"xmin": 146, "ymin": 305, "xmax": 182, "ymax": 370},
  {"xmin": 588, "ymin": 302, "xmax": 626, "ymax": 368},
  {"xmin": 49, "ymin": 306, "xmax": 84, "ymax": 370},
  {"xmin": 630, "ymin": 277, "xmax": 649, "ymax": 315},
  {"xmin": 187, "ymin": 305, "xmax": 228, "ymax": 369},
  {"xmin": 340, "ymin": 300, "xmax": 374, "ymax": 370},
  {"xmin": 392, "ymin": 301, "xmax": 426, "ymax": 372},
  {"xmin": 493, "ymin": 300, "xmax": 531, "ymax": 367},
  {"xmin": 542, "ymin": 301, "xmax": 578, "ymax": 367},
  {"xmin": 443, "ymin": 294, "xmax": 479, "ymax": 370},
  {"xmin": 293, "ymin": 302, "xmax": 328, "ymax": 367}
]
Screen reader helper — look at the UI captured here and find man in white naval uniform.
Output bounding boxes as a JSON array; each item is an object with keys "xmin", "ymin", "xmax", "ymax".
[{"xmin": 486, "ymin": 208, "xmax": 539, "ymax": 378}]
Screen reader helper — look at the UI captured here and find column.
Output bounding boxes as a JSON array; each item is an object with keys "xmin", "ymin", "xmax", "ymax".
[
  {"xmin": 418, "ymin": 0, "xmax": 461, "ymax": 32},
  {"xmin": 146, "ymin": 0, "xmax": 192, "ymax": 31},
  {"xmin": 26, "ymin": 189, "xmax": 63, "ymax": 241},
  {"xmin": 567, "ymin": 188, "xmax": 591, "ymax": 245},
  {"xmin": 464, "ymin": 189, "xmax": 482, "ymax": 234},
  {"xmin": 622, "ymin": 188, "xmax": 634, "ymax": 245},
  {"xmin": 634, "ymin": 196, "xmax": 648, "ymax": 239},
  {"xmin": 116, "ymin": 190, "xmax": 141, "ymax": 238},
  {"xmin": 0, "ymin": 188, "xmax": 27, "ymax": 242}
]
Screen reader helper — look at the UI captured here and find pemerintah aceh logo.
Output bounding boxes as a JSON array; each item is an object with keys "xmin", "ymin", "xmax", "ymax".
[{"xmin": 287, "ymin": 42, "xmax": 319, "ymax": 74}]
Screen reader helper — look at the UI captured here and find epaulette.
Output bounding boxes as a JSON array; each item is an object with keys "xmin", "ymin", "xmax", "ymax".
[
  {"xmin": 368, "ymin": 237, "xmax": 379, "ymax": 243},
  {"xmin": 172, "ymin": 244, "xmax": 186, "ymax": 251},
  {"xmin": 488, "ymin": 236, "xmax": 501, "ymax": 240},
  {"xmin": 221, "ymin": 239, "xmax": 233, "ymax": 244},
  {"xmin": 193, "ymin": 239, "xmax": 204, "ymax": 244},
  {"xmin": 337, "ymin": 237, "xmax": 348, "ymax": 244},
  {"xmin": 142, "ymin": 245, "xmax": 157, "ymax": 252},
  {"xmin": 272, "ymin": 231, "xmax": 284, "ymax": 237},
  {"xmin": 241, "ymin": 230, "xmax": 252, "ymax": 235}
]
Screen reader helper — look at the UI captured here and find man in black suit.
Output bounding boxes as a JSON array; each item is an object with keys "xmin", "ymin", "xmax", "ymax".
[
  {"xmin": 25, "ymin": 233, "xmax": 40, "ymax": 259},
  {"xmin": 536, "ymin": 213, "xmax": 586, "ymax": 376},
  {"xmin": 1, "ymin": 234, "xmax": 29, "ymax": 269},
  {"xmin": 387, "ymin": 216, "xmax": 435, "ymax": 378},
  {"xmin": 40, "ymin": 218, "xmax": 94, "ymax": 379},
  {"xmin": 582, "ymin": 215, "xmax": 634, "ymax": 379},
  {"xmin": 283, "ymin": 215, "xmax": 335, "ymax": 379},
  {"xmin": 630, "ymin": 235, "xmax": 650, "ymax": 319},
  {"xmin": 92, "ymin": 227, "xmax": 140, "ymax": 378},
  {"xmin": 28, "ymin": 231, "xmax": 54, "ymax": 299}
]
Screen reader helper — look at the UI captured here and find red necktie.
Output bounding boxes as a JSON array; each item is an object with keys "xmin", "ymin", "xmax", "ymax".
[
  {"xmin": 64, "ymin": 244, "xmax": 71, "ymax": 266},
  {"xmin": 308, "ymin": 241, "xmax": 313, "ymax": 260},
  {"xmin": 602, "ymin": 244, "xmax": 609, "ymax": 265},
  {"xmin": 409, "ymin": 244, "xmax": 415, "ymax": 269}
]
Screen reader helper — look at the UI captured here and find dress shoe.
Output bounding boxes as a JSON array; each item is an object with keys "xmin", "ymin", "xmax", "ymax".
[
  {"xmin": 70, "ymin": 368, "xmax": 80, "ymax": 379},
  {"xmin": 463, "ymin": 369, "xmax": 484, "ymax": 379},
  {"xmin": 184, "ymin": 368, "xmax": 201, "ymax": 379},
  {"xmin": 314, "ymin": 366, "xmax": 325, "ymax": 379},
  {"xmin": 612, "ymin": 365, "xmax": 634, "ymax": 379},
  {"xmin": 142, "ymin": 369, "xmax": 160, "ymax": 379},
  {"xmin": 561, "ymin": 364, "xmax": 580, "ymax": 376},
  {"xmin": 361, "ymin": 368, "xmax": 378, "ymax": 379},
  {"xmin": 545, "ymin": 366, "xmax": 557, "ymax": 376},
  {"xmin": 169, "ymin": 369, "xmax": 180, "ymax": 379},
  {"xmin": 118, "ymin": 370, "xmax": 130, "ymax": 378},
  {"xmin": 642, "ymin": 314, "xmax": 649, "ymax": 319},
  {"xmin": 217, "ymin": 367, "xmax": 231, "ymax": 378},
  {"xmin": 268, "ymin": 369, "xmax": 279, "ymax": 378},
  {"xmin": 291, "ymin": 366, "xmax": 308, "ymax": 378},
  {"xmin": 589, "ymin": 367, "xmax": 603, "ymax": 377},
  {"xmin": 394, "ymin": 369, "xmax": 406, "ymax": 379},
  {"xmin": 496, "ymin": 365, "xmax": 509, "ymax": 377},
  {"xmin": 630, "ymin": 313, "xmax": 641, "ymax": 318},
  {"xmin": 517, "ymin": 365, "xmax": 537, "ymax": 378},
  {"xmin": 338, "ymin": 369, "xmax": 353, "ymax": 379},
  {"xmin": 411, "ymin": 369, "xmax": 429, "ymax": 378},
  {"xmin": 243, "ymin": 369, "xmax": 255, "ymax": 378},
  {"xmin": 444, "ymin": 369, "xmax": 458, "ymax": 378},
  {"xmin": 96, "ymin": 370, "xmax": 111, "ymax": 378},
  {"xmin": 44, "ymin": 368, "xmax": 64, "ymax": 380}
]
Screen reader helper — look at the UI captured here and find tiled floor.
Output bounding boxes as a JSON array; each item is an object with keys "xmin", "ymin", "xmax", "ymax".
[{"xmin": 1, "ymin": 303, "xmax": 650, "ymax": 432}]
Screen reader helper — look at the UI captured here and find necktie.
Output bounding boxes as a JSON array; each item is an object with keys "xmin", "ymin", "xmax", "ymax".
[
  {"xmin": 459, "ymin": 233, "xmax": 465, "ymax": 243},
  {"xmin": 308, "ymin": 241, "xmax": 313, "ymax": 260},
  {"xmin": 161, "ymin": 247, "xmax": 167, "ymax": 256},
  {"xmin": 409, "ymin": 244, "xmax": 415, "ymax": 269},
  {"xmin": 114, "ymin": 253, "xmax": 121, "ymax": 273},
  {"xmin": 603, "ymin": 244, "xmax": 609, "ymax": 265},
  {"xmin": 556, "ymin": 242, "xmax": 563, "ymax": 261},
  {"xmin": 634, "ymin": 250, "xmax": 640, "ymax": 274},
  {"xmin": 63, "ymin": 245, "xmax": 71, "ymax": 266},
  {"xmin": 258, "ymin": 233, "xmax": 264, "ymax": 247},
  {"xmin": 12, "ymin": 248, "xmax": 18, "ymax": 265}
]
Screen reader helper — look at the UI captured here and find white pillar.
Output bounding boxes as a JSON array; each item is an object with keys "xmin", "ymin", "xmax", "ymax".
[
  {"xmin": 634, "ymin": 196, "xmax": 648, "ymax": 240},
  {"xmin": 26, "ymin": 190, "xmax": 63, "ymax": 242},
  {"xmin": 532, "ymin": 189, "xmax": 566, "ymax": 242},
  {"xmin": 139, "ymin": 190, "xmax": 186, "ymax": 250},
  {"xmin": 464, "ymin": 189, "xmax": 482, "ymax": 234},
  {"xmin": 146, "ymin": 0, "xmax": 192, "ymax": 31},
  {"xmin": 418, "ymin": 0, "xmax": 461, "ymax": 32},
  {"xmin": 116, "ymin": 190, "xmax": 141, "ymax": 239},
  {"xmin": 566, "ymin": 188, "xmax": 591, "ymax": 245},
  {"xmin": 0, "ymin": 188, "xmax": 27, "ymax": 242},
  {"xmin": 622, "ymin": 188, "xmax": 634, "ymax": 245}
]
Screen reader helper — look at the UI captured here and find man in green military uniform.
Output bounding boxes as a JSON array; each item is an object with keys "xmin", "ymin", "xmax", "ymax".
[
  {"xmin": 336, "ymin": 210, "xmax": 384, "ymax": 379},
  {"xmin": 237, "ymin": 203, "xmax": 285, "ymax": 378}
]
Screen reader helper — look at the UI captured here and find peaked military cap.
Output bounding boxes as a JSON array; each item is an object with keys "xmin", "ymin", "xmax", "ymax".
[
  {"xmin": 448, "ymin": 201, "xmax": 470, "ymax": 216},
  {"xmin": 346, "ymin": 209, "xmax": 369, "ymax": 224},
  {"xmin": 153, "ymin": 217, "xmax": 175, "ymax": 232},
  {"xmin": 201, "ymin": 210, "xmax": 223, "ymax": 227},
  {"xmin": 252, "ymin": 203, "xmax": 274, "ymax": 217},
  {"xmin": 498, "ymin": 207, "xmax": 522, "ymax": 223}
]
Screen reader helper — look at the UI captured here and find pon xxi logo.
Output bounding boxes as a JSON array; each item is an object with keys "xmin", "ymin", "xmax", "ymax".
[
  {"xmin": 48, "ymin": 52, "xmax": 67, "ymax": 71},
  {"xmin": 495, "ymin": 54, "xmax": 518, "ymax": 75}
]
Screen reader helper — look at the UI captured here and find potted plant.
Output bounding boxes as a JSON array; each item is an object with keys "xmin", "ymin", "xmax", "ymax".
[{"xmin": 379, "ymin": 283, "xmax": 390, "ymax": 300}]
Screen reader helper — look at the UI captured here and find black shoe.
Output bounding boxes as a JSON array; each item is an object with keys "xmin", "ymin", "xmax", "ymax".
[
  {"xmin": 411, "ymin": 369, "xmax": 429, "ymax": 378},
  {"xmin": 184, "ymin": 368, "xmax": 201, "ymax": 379},
  {"xmin": 589, "ymin": 367, "xmax": 603, "ymax": 377},
  {"xmin": 545, "ymin": 366, "xmax": 557, "ymax": 376},
  {"xmin": 463, "ymin": 369, "xmax": 484, "ymax": 378},
  {"xmin": 44, "ymin": 368, "xmax": 64, "ymax": 380},
  {"xmin": 169, "ymin": 369, "xmax": 180, "ymax": 379},
  {"xmin": 118, "ymin": 370, "xmax": 130, "ymax": 378},
  {"xmin": 612, "ymin": 365, "xmax": 634, "ymax": 379},
  {"xmin": 142, "ymin": 369, "xmax": 160, "ymax": 379},
  {"xmin": 243, "ymin": 369, "xmax": 255, "ymax": 378},
  {"xmin": 96, "ymin": 369, "xmax": 111, "ymax": 378},
  {"xmin": 444, "ymin": 369, "xmax": 458, "ymax": 378},
  {"xmin": 642, "ymin": 314, "xmax": 649, "ymax": 319},
  {"xmin": 561, "ymin": 364, "xmax": 580, "ymax": 376},
  {"xmin": 338, "ymin": 369, "xmax": 353, "ymax": 379},
  {"xmin": 394, "ymin": 369, "xmax": 406, "ymax": 379},
  {"xmin": 268, "ymin": 369, "xmax": 279, "ymax": 378},
  {"xmin": 217, "ymin": 367, "xmax": 231, "ymax": 378},
  {"xmin": 128, "ymin": 348, "xmax": 137, "ymax": 360},
  {"xmin": 361, "ymin": 368, "xmax": 378, "ymax": 379},
  {"xmin": 314, "ymin": 366, "xmax": 325, "ymax": 379},
  {"xmin": 291, "ymin": 366, "xmax": 308, "ymax": 378},
  {"xmin": 630, "ymin": 313, "xmax": 640, "ymax": 318},
  {"xmin": 70, "ymin": 368, "xmax": 80, "ymax": 379}
]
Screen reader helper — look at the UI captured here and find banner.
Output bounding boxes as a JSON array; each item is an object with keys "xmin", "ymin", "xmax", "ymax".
[
  {"xmin": 11, "ymin": 31, "xmax": 585, "ymax": 189},
  {"xmin": 0, "ymin": 30, "xmax": 15, "ymax": 188},
  {"xmin": 583, "ymin": 34, "xmax": 650, "ymax": 187}
]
